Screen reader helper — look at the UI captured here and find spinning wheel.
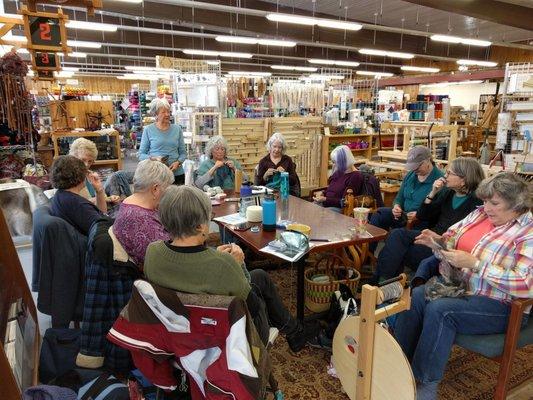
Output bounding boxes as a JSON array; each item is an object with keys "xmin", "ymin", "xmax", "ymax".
[{"xmin": 333, "ymin": 275, "xmax": 416, "ymax": 400}]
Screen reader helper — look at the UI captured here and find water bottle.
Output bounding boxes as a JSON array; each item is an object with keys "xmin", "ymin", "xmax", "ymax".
[
  {"xmin": 239, "ymin": 185, "xmax": 253, "ymax": 217},
  {"xmin": 279, "ymin": 171, "xmax": 289, "ymax": 221},
  {"xmin": 262, "ymin": 194, "xmax": 276, "ymax": 232}
]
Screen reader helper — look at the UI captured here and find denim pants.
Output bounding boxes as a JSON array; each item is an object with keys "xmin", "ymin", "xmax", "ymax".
[
  {"xmin": 374, "ymin": 228, "xmax": 433, "ymax": 281},
  {"xmin": 369, "ymin": 207, "xmax": 407, "ymax": 252},
  {"xmin": 413, "ymin": 255, "xmax": 441, "ymax": 283},
  {"xmin": 394, "ymin": 285, "xmax": 524, "ymax": 384}
]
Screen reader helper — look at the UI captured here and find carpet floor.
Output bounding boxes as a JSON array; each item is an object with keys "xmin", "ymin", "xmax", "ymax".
[{"xmin": 264, "ymin": 266, "xmax": 533, "ymax": 400}]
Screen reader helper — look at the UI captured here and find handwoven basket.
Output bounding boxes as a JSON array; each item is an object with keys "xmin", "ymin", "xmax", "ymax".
[{"xmin": 304, "ymin": 253, "xmax": 360, "ymax": 313}]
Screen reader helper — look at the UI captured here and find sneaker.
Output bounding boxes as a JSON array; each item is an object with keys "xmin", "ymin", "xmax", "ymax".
[
  {"xmin": 286, "ymin": 321, "xmax": 319, "ymax": 353},
  {"xmin": 307, "ymin": 329, "xmax": 332, "ymax": 351}
]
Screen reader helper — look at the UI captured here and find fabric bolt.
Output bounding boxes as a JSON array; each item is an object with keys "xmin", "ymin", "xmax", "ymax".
[
  {"xmin": 256, "ymin": 154, "xmax": 300, "ymax": 196},
  {"xmin": 195, "ymin": 157, "xmax": 243, "ymax": 190},
  {"xmin": 394, "ymin": 285, "xmax": 528, "ymax": 384},
  {"xmin": 107, "ymin": 280, "xmax": 271, "ymax": 400},
  {"xmin": 79, "ymin": 220, "xmax": 139, "ymax": 372},
  {"xmin": 323, "ymin": 170, "xmax": 363, "ymax": 208},
  {"xmin": 113, "ymin": 203, "xmax": 171, "ymax": 266},
  {"xmin": 32, "ymin": 205, "xmax": 87, "ymax": 328},
  {"xmin": 50, "ymin": 190, "xmax": 103, "ymax": 236},
  {"xmin": 442, "ymin": 208, "xmax": 533, "ymax": 302},
  {"xmin": 138, "ymin": 124, "xmax": 187, "ymax": 177}
]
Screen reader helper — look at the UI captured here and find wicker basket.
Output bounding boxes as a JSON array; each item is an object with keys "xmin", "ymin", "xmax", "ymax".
[{"xmin": 304, "ymin": 253, "xmax": 361, "ymax": 313}]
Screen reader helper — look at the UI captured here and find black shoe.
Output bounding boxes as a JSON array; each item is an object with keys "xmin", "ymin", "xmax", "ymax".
[
  {"xmin": 306, "ymin": 329, "xmax": 332, "ymax": 351},
  {"xmin": 286, "ymin": 321, "xmax": 319, "ymax": 353}
]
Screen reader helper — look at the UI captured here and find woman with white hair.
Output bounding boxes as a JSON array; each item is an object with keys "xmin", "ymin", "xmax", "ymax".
[
  {"xmin": 313, "ymin": 145, "xmax": 367, "ymax": 210},
  {"xmin": 195, "ymin": 135, "xmax": 244, "ymax": 190},
  {"xmin": 257, "ymin": 132, "xmax": 300, "ymax": 196},
  {"xmin": 139, "ymin": 98, "xmax": 187, "ymax": 185},
  {"xmin": 112, "ymin": 159, "xmax": 175, "ymax": 266},
  {"xmin": 69, "ymin": 137, "xmax": 109, "ymax": 213}
]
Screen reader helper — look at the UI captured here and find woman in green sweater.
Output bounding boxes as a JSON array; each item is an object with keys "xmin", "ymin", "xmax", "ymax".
[{"xmin": 144, "ymin": 185, "xmax": 324, "ymax": 352}]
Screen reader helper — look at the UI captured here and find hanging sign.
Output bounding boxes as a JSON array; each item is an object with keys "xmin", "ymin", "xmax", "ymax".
[
  {"xmin": 21, "ymin": 6, "xmax": 69, "ymax": 53},
  {"xmin": 33, "ymin": 51, "xmax": 59, "ymax": 70},
  {"xmin": 36, "ymin": 69, "xmax": 55, "ymax": 81}
]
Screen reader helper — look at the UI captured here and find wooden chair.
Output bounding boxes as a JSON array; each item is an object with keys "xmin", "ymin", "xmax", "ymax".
[{"xmin": 454, "ymin": 298, "xmax": 533, "ymax": 399}]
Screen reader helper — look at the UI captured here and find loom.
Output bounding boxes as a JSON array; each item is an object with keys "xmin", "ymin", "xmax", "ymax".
[{"xmin": 333, "ymin": 274, "xmax": 415, "ymax": 400}]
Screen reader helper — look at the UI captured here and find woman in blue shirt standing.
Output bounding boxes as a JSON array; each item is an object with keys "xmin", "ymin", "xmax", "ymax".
[{"xmin": 139, "ymin": 98, "xmax": 187, "ymax": 185}]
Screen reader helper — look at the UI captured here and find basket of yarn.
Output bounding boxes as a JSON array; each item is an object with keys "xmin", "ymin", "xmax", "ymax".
[{"xmin": 304, "ymin": 253, "xmax": 360, "ymax": 313}]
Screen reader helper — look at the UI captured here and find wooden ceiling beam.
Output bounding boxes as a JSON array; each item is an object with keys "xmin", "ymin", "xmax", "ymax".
[{"xmin": 401, "ymin": 0, "xmax": 533, "ymax": 31}]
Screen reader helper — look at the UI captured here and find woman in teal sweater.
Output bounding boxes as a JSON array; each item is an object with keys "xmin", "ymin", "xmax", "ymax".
[
  {"xmin": 195, "ymin": 135, "xmax": 245, "ymax": 190},
  {"xmin": 139, "ymin": 98, "xmax": 187, "ymax": 185}
]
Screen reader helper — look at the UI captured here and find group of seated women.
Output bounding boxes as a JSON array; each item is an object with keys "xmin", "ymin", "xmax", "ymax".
[{"xmin": 45, "ymin": 98, "xmax": 531, "ymax": 400}]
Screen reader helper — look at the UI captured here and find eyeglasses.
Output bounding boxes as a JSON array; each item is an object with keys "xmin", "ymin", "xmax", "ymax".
[{"xmin": 445, "ymin": 170, "xmax": 461, "ymax": 177}]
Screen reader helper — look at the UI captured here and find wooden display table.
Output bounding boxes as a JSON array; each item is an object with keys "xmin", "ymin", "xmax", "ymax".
[{"xmin": 51, "ymin": 129, "xmax": 123, "ymax": 171}]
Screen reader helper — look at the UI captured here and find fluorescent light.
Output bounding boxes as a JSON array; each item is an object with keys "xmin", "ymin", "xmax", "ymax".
[
  {"xmin": 66, "ymin": 21, "xmax": 117, "ymax": 32},
  {"xmin": 431, "ymin": 34, "xmax": 491, "ymax": 47},
  {"xmin": 457, "ymin": 59, "xmax": 497, "ymax": 67},
  {"xmin": 2, "ymin": 14, "xmax": 23, "ymax": 21},
  {"xmin": 17, "ymin": 48, "xmax": 29, "ymax": 54},
  {"xmin": 206, "ymin": 60, "xmax": 220, "ymax": 65},
  {"xmin": 54, "ymin": 71, "xmax": 75, "ymax": 78},
  {"xmin": 117, "ymin": 74, "xmax": 165, "ymax": 80},
  {"xmin": 62, "ymin": 67, "xmax": 79, "ymax": 72},
  {"xmin": 453, "ymin": 80, "xmax": 483, "ymax": 85},
  {"xmin": 356, "ymin": 70, "xmax": 394, "ymax": 77},
  {"xmin": 58, "ymin": 52, "xmax": 87, "ymax": 58},
  {"xmin": 2, "ymin": 35, "xmax": 26, "ymax": 43},
  {"xmin": 307, "ymin": 74, "xmax": 344, "ymax": 80},
  {"xmin": 271, "ymin": 65, "xmax": 317, "ymax": 72},
  {"xmin": 420, "ymin": 80, "xmax": 484, "ymax": 88},
  {"xmin": 401, "ymin": 66, "xmax": 440, "ymax": 73},
  {"xmin": 124, "ymin": 66, "xmax": 174, "ymax": 72},
  {"xmin": 266, "ymin": 13, "xmax": 362, "ymax": 31},
  {"xmin": 216, "ymin": 35, "xmax": 256, "ymax": 45},
  {"xmin": 227, "ymin": 71, "xmax": 271, "ymax": 77},
  {"xmin": 316, "ymin": 19, "xmax": 362, "ymax": 31},
  {"xmin": 308, "ymin": 58, "xmax": 360, "ymax": 67},
  {"xmin": 359, "ymin": 48, "xmax": 414, "ymax": 59},
  {"xmin": 67, "ymin": 40, "xmax": 102, "ymax": 49},
  {"xmin": 266, "ymin": 13, "xmax": 316, "ymax": 26},
  {"xmin": 215, "ymin": 35, "xmax": 296, "ymax": 47},
  {"xmin": 183, "ymin": 49, "xmax": 253, "ymax": 58}
]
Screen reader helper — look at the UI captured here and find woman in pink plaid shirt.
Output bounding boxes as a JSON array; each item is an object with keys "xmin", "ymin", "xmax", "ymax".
[{"xmin": 394, "ymin": 172, "xmax": 532, "ymax": 400}]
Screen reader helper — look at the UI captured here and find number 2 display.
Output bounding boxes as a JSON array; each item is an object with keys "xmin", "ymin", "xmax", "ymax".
[{"xmin": 29, "ymin": 16, "xmax": 61, "ymax": 47}]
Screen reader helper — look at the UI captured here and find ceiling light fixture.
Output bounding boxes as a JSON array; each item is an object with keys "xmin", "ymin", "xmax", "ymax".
[
  {"xmin": 58, "ymin": 52, "xmax": 87, "ymax": 58},
  {"xmin": 117, "ymin": 74, "xmax": 165, "ymax": 80},
  {"xmin": 227, "ymin": 71, "xmax": 272, "ymax": 77},
  {"xmin": 308, "ymin": 58, "xmax": 360, "ymax": 67},
  {"xmin": 431, "ymin": 34, "xmax": 491, "ymax": 47},
  {"xmin": 62, "ymin": 67, "xmax": 79, "ymax": 72},
  {"xmin": 307, "ymin": 74, "xmax": 345, "ymax": 80},
  {"xmin": 271, "ymin": 65, "xmax": 317, "ymax": 72},
  {"xmin": 183, "ymin": 49, "xmax": 253, "ymax": 58},
  {"xmin": 215, "ymin": 35, "xmax": 296, "ymax": 47},
  {"xmin": 124, "ymin": 66, "xmax": 174, "ymax": 72},
  {"xmin": 356, "ymin": 70, "xmax": 394, "ymax": 77},
  {"xmin": 54, "ymin": 71, "xmax": 75, "ymax": 78},
  {"xmin": 266, "ymin": 13, "xmax": 362, "ymax": 31},
  {"xmin": 206, "ymin": 60, "xmax": 220, "ymax": 65},
  {"xmin": 359, "ymin": 48, "xmax": 414, "ymax": 59},
  {"xmin": 2, "ymin": 35, "xmax": 26, "ymax": 42},
  {"xmin": 66, "ymin": 21, "xmax": 118, "ymax": 32},
  {"xmin": 401, "ymin": 66, "xmax": 440, "ymax": 73},
  {"xmin": 457, "ymin": 59, "xmax": 498, "ymax": 67},
  {"xmin": 67, "ymin": 40, "xmax": 102, "ymax": 49}
]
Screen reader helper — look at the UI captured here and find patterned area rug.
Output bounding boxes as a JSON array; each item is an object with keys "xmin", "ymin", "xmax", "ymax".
[{"xmin": 265, "ymin": 266, "xmax": 533, "ymax": 400}]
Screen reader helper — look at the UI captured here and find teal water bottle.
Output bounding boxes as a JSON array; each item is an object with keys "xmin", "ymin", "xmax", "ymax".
[
  {"xmin": 262, "ymin": 194, "xmax": 276, "ymax": 232},
  {"xmin": 280, "ymin": 172, "xmax": 289, "ymax": 221}
]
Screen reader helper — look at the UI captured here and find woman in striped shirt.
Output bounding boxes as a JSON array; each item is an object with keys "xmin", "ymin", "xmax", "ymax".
[{"xmin": 394, "ymin": 172, "xmax": 532, "ymax": 400}]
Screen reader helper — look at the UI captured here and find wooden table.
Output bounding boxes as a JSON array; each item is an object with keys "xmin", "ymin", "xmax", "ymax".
[{"xmin": 212, "ymin": 195, "xmax": 387, "ymax": 321}]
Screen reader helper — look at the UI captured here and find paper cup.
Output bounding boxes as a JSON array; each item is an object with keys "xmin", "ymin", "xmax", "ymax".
[{"xmin": 353, "ymin": 207, "xmax": 370, "ymax": 234}]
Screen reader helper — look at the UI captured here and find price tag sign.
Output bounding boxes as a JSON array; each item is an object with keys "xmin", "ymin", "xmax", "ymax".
[
  {"xmin": 29, "ymin": 16, "xmax": 61, "ymax": 47},
  {"xmin": 34, "ymin": 51, "xmax": 58, "ymax": 69},
  {"xmin": 36, "ymin": 70, "xmax": 55, "ymax": 81}
]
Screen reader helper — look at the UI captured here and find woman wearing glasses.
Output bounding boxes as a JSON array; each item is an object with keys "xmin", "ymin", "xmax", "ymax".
[{"xmin": 372, "ymin": 157, "xmax": 484, "ymax": 282}]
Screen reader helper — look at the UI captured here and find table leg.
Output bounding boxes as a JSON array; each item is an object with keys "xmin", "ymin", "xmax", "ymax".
[{"xmin": 296, "ymin": 257, "xmax": 306, "ymax": 322}]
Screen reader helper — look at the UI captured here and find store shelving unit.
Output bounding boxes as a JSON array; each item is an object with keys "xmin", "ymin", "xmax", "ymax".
[
  {"xmin": 191, "ymin": 112, "xmax": 222, "ymax": 155},
  {"xmin": 51, "ymin": 129, "xmax": 123, "ymax": 172}
]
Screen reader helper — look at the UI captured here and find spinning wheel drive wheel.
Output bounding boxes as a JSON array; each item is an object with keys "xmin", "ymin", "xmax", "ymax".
[{"xmin": 333, "ymin": 315, "xmax": 416, "ymax": 400}]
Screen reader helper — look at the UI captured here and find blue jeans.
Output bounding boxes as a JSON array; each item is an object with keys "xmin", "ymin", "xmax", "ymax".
[
  {"xmin": 412, "ymin": 255, "xmax": 441, "ymax": 285},
  {"xmin": 394, "ymin": 286, "xmax": 525, "ymax": 384},
  {"xmin": 374, "ymin": 228, "xmax": 433, "ymax": 281},
  {"xmin": 369, "ymin": 207, "xmax": 407, "ymax": 252}
]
